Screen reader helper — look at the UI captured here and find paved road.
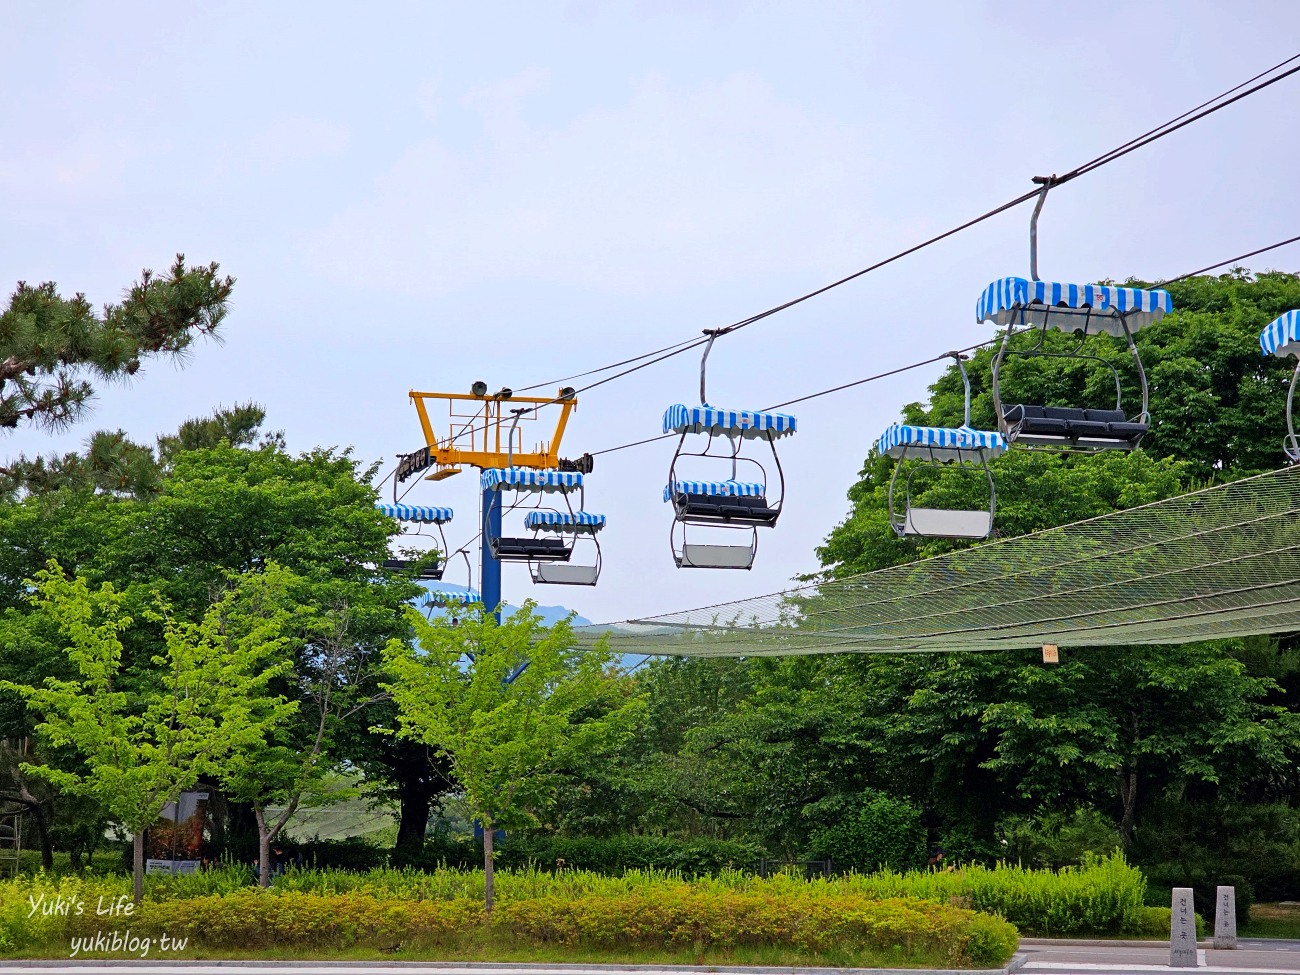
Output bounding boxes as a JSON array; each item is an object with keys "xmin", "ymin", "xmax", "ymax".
[
  {"xmin": 1, "ymin": 944, "xmax": 1298, "ymax": 975},
  {"xmin": 1019, "ymin": 938, "xmax": 1300, "ymax": 974}
]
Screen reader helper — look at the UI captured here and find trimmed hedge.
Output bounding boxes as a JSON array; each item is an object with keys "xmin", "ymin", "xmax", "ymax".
[
  {"xmin": 500, "ymin": 889, "xmax": 1017, "ymax": 967},
  {"xmin": 63, "ymin": 888, "xmax": 1016, "ymax": 967}
]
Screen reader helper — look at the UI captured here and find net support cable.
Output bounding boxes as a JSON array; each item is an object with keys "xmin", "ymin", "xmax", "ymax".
[{"xmin": 575, "ymin": 467, "xmax": 1300, "ymax": 655}]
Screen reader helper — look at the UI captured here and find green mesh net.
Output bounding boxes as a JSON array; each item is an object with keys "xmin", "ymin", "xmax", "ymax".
[{"xmin": 575, "ymin": 467, "xmax": 1300, "ymax": 656}]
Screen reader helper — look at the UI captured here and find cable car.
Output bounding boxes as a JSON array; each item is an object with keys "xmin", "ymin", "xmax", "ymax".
[
  {"xmin": 877, "ymin": 354, "xmax": 1006, "ymax": 540},
  {"xmin": 480, "ymin": 467, "xmax": 607, "ymax": 585},
  {"xmin": 663, "ymin": 330, "xmax": 797, "ymax": 569},
  {"xmin": 376, "ymin": 503, "xmax": 452, "ymax": 580},
  {"xmin": 1260, "ymin": 309, "xmax": 1300, "ymax": 462},
  {"xmin": 979, "ymin": 277, "xmax": 1171, "ymax": 451}
]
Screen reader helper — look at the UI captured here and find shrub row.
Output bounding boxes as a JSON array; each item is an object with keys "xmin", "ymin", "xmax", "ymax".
[
  {"xmin": 827, "ymin": 852, "xmax": 1146, "ymax": 935},
  {"xmin": 0, "ymin": 850, "xmax": 1144, "ymax": 948},
  {"xmin": 500, "ymin": 889, "xmax": 1017, "ymax": 967},
  {"xmin": 56, "ymin": 888, "xmax": 1016, "ymax": 967},
  {"xmin": 494, "ymin": 834, "xmax": 767, "ymax": 875}
]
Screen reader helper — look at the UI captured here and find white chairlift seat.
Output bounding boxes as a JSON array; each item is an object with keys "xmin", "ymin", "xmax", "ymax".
[{"xmin": 677, "ymin": 543, "xmax": 756, "ymax": 570}]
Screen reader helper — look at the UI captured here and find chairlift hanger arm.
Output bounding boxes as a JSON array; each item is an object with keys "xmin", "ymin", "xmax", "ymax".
[
  {"xmin": 408, "ymin": 389, "xmax": 578, "ymax": 472},
  {"xmin": 699, "ymin": 329, "xmax": 723, "ymax": 405},
  {"xmin": 1028, "ymin": 175, "xmax": 1055, "ymax": 282}
]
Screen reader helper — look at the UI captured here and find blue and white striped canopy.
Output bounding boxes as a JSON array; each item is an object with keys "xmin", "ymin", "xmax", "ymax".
[
  {"xmin": 524, "ymin": 510, "xmax": 607, "ymax": 534},
  {"xmin": 877, "ymin": 423, "xmax": 1007, "ymax": 463},
  {"xmin": 663, "ymin": 404, "xmax": 797, "ymax": 440},
  {"xmin": 425, "ymin": 589, "xmax": 480, "ymax": 607},
  {"xmin": 377, "ymin": 503, "xmax": 453, "ymax": 524},
  {"xmin": 663, "ymin": 479, "xmax": 766, "ymax": 502},
  {"xmin": 1261, "ymin": 310, "xmax": 1300, "ymax": 359},
  {"xmin": 977, "ymin": 277, "xmax": 1172, "ymax": 336},
  {"xmin": 480, "ymin": 467, "xmax": 584, "ymax": 493}
]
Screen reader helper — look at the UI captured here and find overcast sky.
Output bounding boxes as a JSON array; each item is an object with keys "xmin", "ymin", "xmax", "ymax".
[{"xmin": 3, "ymin": 1, "xmax": 1299, "ymax": 623}]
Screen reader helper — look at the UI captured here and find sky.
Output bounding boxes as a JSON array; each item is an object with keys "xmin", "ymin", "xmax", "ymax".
[{"xmin": 3, "ymin": 1, "xmax": 1299, "ymax": 624}]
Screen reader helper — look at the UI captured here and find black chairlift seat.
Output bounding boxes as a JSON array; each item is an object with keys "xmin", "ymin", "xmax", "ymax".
[
  {"xmin": 490, "ymin": 536, "xmax": 572, "ymax": 562},
  {"xmin": 382, "ymin": 559, "xmax": 445, "ymax": 581},
  {"xmin": 1003, "ymin": 405, "xmax": 1147, "ymax": 448},
  {"xmin": 675, "ymin": 492, "xmax": 780, "ymax": 526}
]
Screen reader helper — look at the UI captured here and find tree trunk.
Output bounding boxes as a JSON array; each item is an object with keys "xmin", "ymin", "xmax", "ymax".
[
  {"xmin": 482, "ymin": 820, "xmax": 495, "ymax": 914},
  {"xmin": 394, "ymin": 776, "xmax": 433, "ymax": 863},
  {"xmin": 23, "ymin": 802, "xmax": 53, "ymax": 870},
  {"xmin": 132, "ymin": 831, "xmax": 144, "ymax": 907},
  {"xmin": 253, "ymin": 806, "xmax": 272, "ymax": 889},
  {"xmin": 1117, "ymin": 766, "xmax": 1138, "ymax": 850}
]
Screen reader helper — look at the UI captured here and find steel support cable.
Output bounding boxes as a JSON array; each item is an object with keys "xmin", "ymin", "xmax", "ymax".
[
  {"xmin": 513, "ymin": 335, "xmax": 710, "ymax": 394},
  {"xmin": 504, "ymin": 53, "xmax": 1300, "ymax": 403},
  {"xmin": 387, "ymin": 54, "xmax": 1300, "ymax": 474},
  {"xmin": 590, "ymin": 340, "xmax": 1000, "ymax": 457},
  {"xmin": 588, "ymin": 230, "xmax": 1300, "ymax": 459}
]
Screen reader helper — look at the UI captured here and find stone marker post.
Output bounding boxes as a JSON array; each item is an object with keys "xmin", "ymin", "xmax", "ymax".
[
  {"xmin": 1214, "ymin": 886, "xmax": 1237, "ymax": 949},
  {"xmin": 1171, "ymin": 887, "xmax": 1198, "ymax": 967}
]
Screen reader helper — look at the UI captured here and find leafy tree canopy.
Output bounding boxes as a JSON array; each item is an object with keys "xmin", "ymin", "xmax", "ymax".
[{"xmin": 0, "ymin": 255, "xmax": 232, "ymax": 433}]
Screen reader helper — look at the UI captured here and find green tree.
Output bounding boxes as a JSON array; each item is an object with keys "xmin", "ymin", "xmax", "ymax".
[
  {"xmin": 0, "ymin": 402, "xmax": 268, "ymax": 501},
  {"xmin": 2, "ymin": 565, "xmax": 291, "ymax": 903},
  {"xmin": 0, "ymin": 255, "xmax": 232, "ymax": 433},
  {"xmin": 220, "ymin": 589, "xmax": 391, "ymax": 887},
  {"xmin": 0, "ymin": 431, "xmax": 435, "ymax": 861},
  {"xmin": 381, "ymin": 605, "xmax": 645, "ymax": 911},
  {"xmin": 806, "ymin": 790, "xmax": 927, "ymax": 872},
  {"xmin": 615, "ymin": 270, "xmax": 1300, "ymax": 863}
]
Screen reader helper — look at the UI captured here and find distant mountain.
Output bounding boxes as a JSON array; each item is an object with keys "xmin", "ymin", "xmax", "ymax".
[{"xmin": 415, "ymin": 583, "xmax": 592, "ymax": 626}]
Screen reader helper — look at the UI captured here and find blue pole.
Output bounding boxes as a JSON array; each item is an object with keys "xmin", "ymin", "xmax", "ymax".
[{"xmin": 481, "ymin": 485, "xmax": 503, "ymax": 624}]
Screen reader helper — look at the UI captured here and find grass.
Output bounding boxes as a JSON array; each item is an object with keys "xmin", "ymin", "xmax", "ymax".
[{"xmin": 1242, "ymin": 903, "xmax": 1300, "ymax": 940}]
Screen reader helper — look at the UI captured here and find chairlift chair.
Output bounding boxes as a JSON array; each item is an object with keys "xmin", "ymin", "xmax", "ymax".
[
  {"xmin": 662, "ymin": 330, "xmax": 797, "ymax": 570},
  {"xmin": 980, "ymin": 177, "xmax": 1172, "ymax": 453},
  {"xmin": 877, "ymin": 354, "xmax": 1007, "ymax": 540},
  {"xmin": 377, "ymin": 503, "xmax": 452, "ymax": 580},
  {"xmin": 425, "ymin": 589, "xmax": 481, "ymax": 609},
  {"xmin": 524, "ymin": 510, "xmax": 606, "ymax": 586},
  {"xmin": 423, "ymin": 551, "xmax": 480, "ymax": 624},
  {"xmin": 980, "ymin": 277, "xmax": 1171, "ymax": 451},
  {"xmin": 481, "ymin": 468, "xmax": 607, "ymax": 586},
  {"xmin": 1260, "ymin": 309, "xmax": 1300, "ymax": 463}
]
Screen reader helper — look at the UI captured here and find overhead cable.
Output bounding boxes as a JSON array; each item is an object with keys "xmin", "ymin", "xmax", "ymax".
[
  {"xmin": 588, "ymin": 231, "xmax": 1300, "ymax": 457},
  {"xmin": 390, "ymin": 54, "xmax": 1300, "ymax": 464}
]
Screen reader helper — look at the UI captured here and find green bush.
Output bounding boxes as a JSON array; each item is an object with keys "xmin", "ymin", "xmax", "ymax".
[
  {"xmin": 0, "ymin": 851, "xmax": 1145, "ymax": 952},
  {"xmin": 295, "ymin": 838, "xmax": 389, "ymax": 872},
  {"xmin": 495, "ymin": 835, "xmax": 766, "ymax": 875},
  {"xmin": 1125, "ymin": 905, "xmax": 1172, "ymax": 936},
  {"xmin": 500, "ymin": 889, "xmax": 1017, "ymax": 967},
  {"xmin": 1144, "ymin": 871, "xmax": 1255, "ymax": 927},
  {"xmin": 1000, "ymin": 809, "xmax": 1122, "ymax": 870},
  {"xmin": 833, "ymin": 851, "xmax": 1146, "ymax": 935},
  {"xmin": 1134, "ymin": 800, "xmax": 1300, "ymax": 903},
  {"xmin": 1122, "ymin": 905, "xmax": 1207, "ymax": 938},
  {"xmin": 806, "ymin": 791, "xmax": 926, "ymax": 873}
]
